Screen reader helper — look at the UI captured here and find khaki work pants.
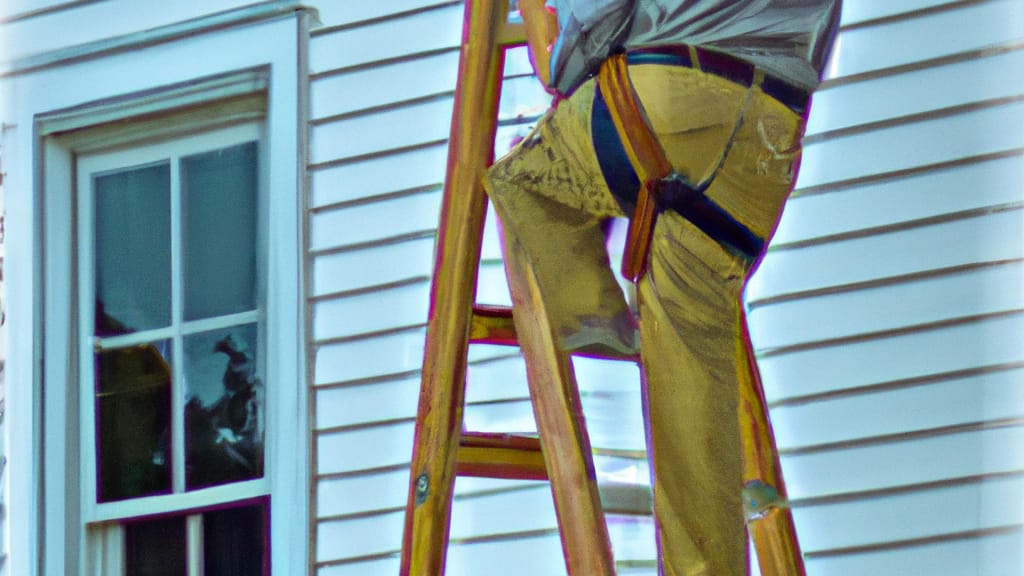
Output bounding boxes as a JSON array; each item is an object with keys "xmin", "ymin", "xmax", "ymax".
[{"xmin": 485, "ymin": 63, "xmax": 803, "ymax": 576}]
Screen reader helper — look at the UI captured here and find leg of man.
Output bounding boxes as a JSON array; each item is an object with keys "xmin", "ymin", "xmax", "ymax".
[
  {"xmin": 486, "ymin": 80, "xmax": 636, "ymax": 357},
  {"xmin": 630, "ymin": 66, "xmax": 804, "ymax": 576},
  {"xmin": 486, "ymin": 64, "xmax": 802, "ymax": 575}
]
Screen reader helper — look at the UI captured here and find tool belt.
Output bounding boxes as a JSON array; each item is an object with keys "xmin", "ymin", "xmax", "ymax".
[{"xmin": 593, "ymin": 48, "xmax": 809, "ymax": 281}]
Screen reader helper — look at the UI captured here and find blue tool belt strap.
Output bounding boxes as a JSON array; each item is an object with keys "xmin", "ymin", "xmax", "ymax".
[{"xmin": 592, "ymin": 48, "xmax": 783, "ymax": 260}]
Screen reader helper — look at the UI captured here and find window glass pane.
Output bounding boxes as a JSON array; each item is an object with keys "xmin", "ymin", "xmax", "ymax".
[
  {"xmin": 182, "ymin": 142, "xmax": 258, "ymax": 321},
  {"xmin": 204, "ymin": 503, "xmax": 266, "ymax": 575},
  {"xmin": 94, "ymin": 163, "xmax": 171, "ymax": 335},
  {"xmin": 125, "ymin": 515, "xmax": 187, "ymax": 576},
  {"xmin": 184, "ymin": 324, "xmax": 264, "ymax": 490},
  {"xmin": 96, "ymin": 341, "xmax": 173, "ymax": 502}
]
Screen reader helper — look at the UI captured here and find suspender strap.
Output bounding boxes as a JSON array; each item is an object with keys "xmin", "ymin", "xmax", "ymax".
[
  {"xmin": 596, "ymin": 53, "xmax": 767, "ymax": 282},
  {"xmin": 597, "ymin": 54, "xmax": 670, "ymax": 282}
]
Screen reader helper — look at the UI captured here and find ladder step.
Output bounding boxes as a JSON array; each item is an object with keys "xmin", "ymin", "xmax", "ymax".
[
  {"xmin": 457, "ymin": 432, "xmax": 548, "ymax": 480},
  {"xmin": 470, "ymin": 305, "xmax": 640, "ymax": 362},
  {"xmin": 469, "ymin": 304, "xmax": 518, "ymax": 346}
]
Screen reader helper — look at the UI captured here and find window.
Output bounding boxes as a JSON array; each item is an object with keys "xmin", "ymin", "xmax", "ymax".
[{"xmin": 76, "ymin": 123, "xmax": 271, "ymax": 574}]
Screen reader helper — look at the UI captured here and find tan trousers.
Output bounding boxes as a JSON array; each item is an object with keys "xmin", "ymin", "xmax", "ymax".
[{"xmin": 485, "ymin": 64, "xmax": 803, "ymax": 576}]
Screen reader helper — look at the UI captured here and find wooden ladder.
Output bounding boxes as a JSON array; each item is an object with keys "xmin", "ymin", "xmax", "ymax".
[{"xmin": 398, "ymin": 0, "xmax": 805, "ymax": 574}]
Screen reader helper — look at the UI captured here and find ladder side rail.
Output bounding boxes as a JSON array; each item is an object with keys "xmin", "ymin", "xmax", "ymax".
[
  {"xmin": 737, "ymin": 306, "xmax": 806, "ymax": 576},
  {"xmin": 399, "ymin": 0, "xmax": 509, "ymax": 574}
]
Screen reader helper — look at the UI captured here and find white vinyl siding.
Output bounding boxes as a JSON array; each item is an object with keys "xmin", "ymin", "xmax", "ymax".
[
  {"xmin": 308, "ymin": 3, "xmax": 657, "ymax": 574},
  {"xmin": 747, "ymin": 1, "xmax": 1024, "ymax": 573}
]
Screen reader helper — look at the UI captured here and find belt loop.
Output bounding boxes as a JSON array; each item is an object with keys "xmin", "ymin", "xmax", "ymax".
[
  {"xmin": 687, "ymin": 45, "xmax": 701, "ymax": 71},
  {"xmin": 752, "ymin": 68, "xmax": 765, "ymax": 90}
]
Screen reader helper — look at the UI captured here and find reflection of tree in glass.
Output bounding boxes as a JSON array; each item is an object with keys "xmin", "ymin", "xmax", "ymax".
[
  {"xmin": 97, "ymin": 343, "xmax": 172, "ymax": 501},
  {"xmin": 185, "ymin": 333, "xmax": 263, "ymax": 490}
]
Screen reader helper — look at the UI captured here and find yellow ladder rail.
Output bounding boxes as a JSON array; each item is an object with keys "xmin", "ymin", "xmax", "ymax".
[{"xmin": 398, "ymin": 0, "xmax": 615, "ymax": 574}]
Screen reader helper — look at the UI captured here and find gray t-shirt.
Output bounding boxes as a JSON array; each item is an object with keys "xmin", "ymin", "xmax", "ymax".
[{"xmin": 547, "ymin": 0, "xmax": 842, "ymax": 95}]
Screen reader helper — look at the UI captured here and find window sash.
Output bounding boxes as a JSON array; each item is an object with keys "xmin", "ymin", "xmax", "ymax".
[{"xmin": 76, "ymin": 123, "xmax": 269, "ymax": 524}]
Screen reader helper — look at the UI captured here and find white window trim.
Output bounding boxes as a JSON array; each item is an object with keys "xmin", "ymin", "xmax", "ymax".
[
  {"xmin": 76, "ymin": 123, "xmax": 269, "ymax": 526},
  {"xmin": 36, "ymin": 66, "xmax": 306, "ymax": 575}
]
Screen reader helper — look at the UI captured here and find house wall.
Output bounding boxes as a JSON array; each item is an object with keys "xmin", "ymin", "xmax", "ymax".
[
  {"xmin": 308, "ymin": 0, "xmax": 1024, "ymax": 575},
  {"xmin": 306, "ymin": 3, "xmax": 590, "ymax": 574},
  {"xmin": 0, "ymin": 0, "xmax": 1022, "ymax": 575},
  {"xmin": 746, "ymin": 1, "xmax": 1024, "ymax": 574}
]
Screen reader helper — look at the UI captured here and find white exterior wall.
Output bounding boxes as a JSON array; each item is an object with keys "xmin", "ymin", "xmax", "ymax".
[
  {"xmin": 1, "ymin": 0, "xmax": 1022, "ymax": 575},
  {"xmin": 747, "ymin": 1, "xmax": 1024, "ymax": 574},
  {"xmin": 1, "ymin": 140, "xmax": 7, "ymax": 576}
]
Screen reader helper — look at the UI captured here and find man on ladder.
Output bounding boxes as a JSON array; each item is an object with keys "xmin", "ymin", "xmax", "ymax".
[{"xmin": 486, "ymin": 1, "xmax": 841, "ymax": 574}]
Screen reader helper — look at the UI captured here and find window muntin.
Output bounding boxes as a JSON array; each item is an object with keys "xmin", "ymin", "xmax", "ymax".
[{"xmin": 77, "ymin": 123, "xmax": 268, "ymax": 549}]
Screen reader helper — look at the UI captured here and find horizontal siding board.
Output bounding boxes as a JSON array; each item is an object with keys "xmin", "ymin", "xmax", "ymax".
[
  {"xmin": 803, "ymin": 527, "xmax": 1024, "ymax": 576},
  {"xmin": 794, "ymin": 475, "xmax": 1024, "ymax": 553},
  {"xmin": 465, "ymin": 355, "xmax": 529, "ymax": 404},
  {"xmin": 315, "ymin": 375, "xmax": 421, "ymax": 431},
  {"xmin": 310, "ymin": 49, "xmax": 459, "ymax": 120},
  {"xmin": 310, "ymin": 143, "xmax": 447, "ymax": 207},
  {"xmin": 773, "ymin": 153, "xmax": 1024, "ymax": 247},
  {"xmin": 782, "ymin": 425, "xmax": 1024, "ymax": 498},
  {"xmin": 311, "ymin": 0, "xmax": 456, "ymax": 30},
  {"xmin": 829, "ymin": 0, "xmax": 1024, "ymax": 80},
  {"xmin": 748, "ymin": 260, "xmax": 1024, "ymax": 350},
  {"xmin": 313, "ymin": 281, "xmax": 430, "ymax": 341},
  {"xmin": 0, "ymin": 0, "xmax": 82, "ymax": 21},
  {"xmin": 463, "ymin": 399, "xmax": 536, "ymax": 435},
  {"xmin": 310, "ymin": 96, "xmax": 454, "ymax": 164},
  {"xmin": 607, "ymin": 515, "xmax": 657, "ymax": 562},
  {"xmin": 446, "ymin": 532, "xmax": 566, "ymax": 576},
  {"xmin": 317, "ymin": 467, "xmax": 410, "ymax": 518},
  {"xmin": 313, "ymin": 329, "xmax": 425, "ymax": 385},
  {"xmin": 770, "ymin": 366, "xmax": 1024, "ymax": 449},
  {"xmin": 310, "ymin": 191, "xmax": 441, "ymax": 251},
  {"xmin": 807, "ymin": 47, "xmax": 1024, "ymax": 136},
  {"xmin": 503, "ymin": 45, "xmax": 534, "ymax": 77},
  {"xmin": 797, "ymin": 99, "xmax": 1024, "ymax": 189},
  {"xmin": 316, "ymin": 509, "xmax": 404, "ymax": 561},
  {"xmin": 581, "ymin": 390, "xmax": 646, "ymax": 453},
  {"xmin": 838, "ymin": 0, "xmax": 961, "ymax": 27},
  {"xmin": 750, "ymin": 208, "xmax": 1023, "ymax": 302},
  {"xmin": 573, "ymin": 356, "xmax": 643, "ymax": 392},
  {"xmin": 312, "ymin": 236, "xmax": 435, "ymax": 296},
  {"xmin": 317, "ymin": 421, "xmax": 415, "ymax": 476},
  {"xmin": 475, "ymin": 263, "xmax": 513, "ymax": 306},
  {"xmin": 757, "ymin": 312, "xmax": 1024, "ymax": 403},
  {"xmin": 480, "ymin": 204, "xmax": 505, "ymax": 260},
  {"xmin": 319, "ymin": 556, "xmax": 400, "ymax": 576},
  {"xmin": 449, "ymin": 485, "xmax": 558, "ymax": 540},
  {"xmin": 309, "ymin": 2, "xmax": 462, "ymax": 74}
]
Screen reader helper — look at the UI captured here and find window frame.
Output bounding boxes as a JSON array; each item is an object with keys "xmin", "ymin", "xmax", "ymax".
[
  {"xmin": 33, "ymin": 64, "xmax": 306, "ymax": 576},
  {"xmin": 77, "ymin": 122, "xmax": 269, "ymax": 525}
]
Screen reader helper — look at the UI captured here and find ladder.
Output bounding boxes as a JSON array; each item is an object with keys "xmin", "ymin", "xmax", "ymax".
[{"xmin": 398, "ymin": 1, "xmax": 804, "ymax": 574}]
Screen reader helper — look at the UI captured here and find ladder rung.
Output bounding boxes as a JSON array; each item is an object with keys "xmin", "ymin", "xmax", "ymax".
[
  {"xmin": 457, "ymin": 431, "xmax": 548, "ymax": 480},
  {"xmin": 469, "ymin": 304, "xmax": 517, "ymax": 345},
  {"xmin": 470, "ymin": 305, "xmax": 640, "ymax": 362},
  {"xmin": 497, "ymin": 21, "xmax": 526, "ymax": 46}
]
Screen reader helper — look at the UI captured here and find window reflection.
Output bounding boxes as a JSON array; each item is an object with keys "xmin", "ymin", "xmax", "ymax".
[
  {"xmin": 182, "ymin": 142, "xmax": 258, "ymax": 321},
  {"xmin": 184, "ymin": 324, "xmax": 264, "ymax": 490},
  {"xmin": 95, "ymin": 341, "xmax": 173, "ymax": 502},
  {"xmin": 94, "ymin": 163, "xmax": 171, "ymax": 336}
]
